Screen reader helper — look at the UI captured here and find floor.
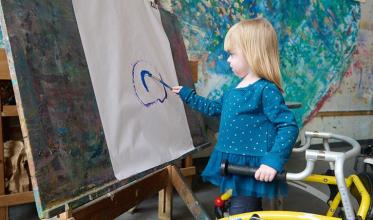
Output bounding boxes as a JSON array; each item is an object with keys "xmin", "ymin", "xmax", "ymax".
[{"xmin": 116, "ymin": 147, "xmax": 360, "ymax": 220}]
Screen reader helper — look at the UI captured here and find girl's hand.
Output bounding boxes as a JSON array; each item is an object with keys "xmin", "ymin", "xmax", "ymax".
[
  {"xmin": 254, "ymin": 164, "xmax": 277, "ymax": 182},
  {"xmin": 172, "ymin": 86, "xmax": 183, "ymax": 94}
]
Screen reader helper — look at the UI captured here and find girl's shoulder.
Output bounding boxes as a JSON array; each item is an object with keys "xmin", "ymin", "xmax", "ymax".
[
  {"xmin": 260, "ymin": 79, "xmax": 282, "ymax": 94},
  {"xmin": 260, "ymin": 78, "xmax": 277, "ymax": 88}
]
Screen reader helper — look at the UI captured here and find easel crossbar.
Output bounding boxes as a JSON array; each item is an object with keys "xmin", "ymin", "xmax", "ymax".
[
  {"xmin": 72, "ymin": 168, "xmax": 169, "ymax": 220},
  {"xmin": 60, "ymin": 165, "xmax": 212, "ymax": 220}
]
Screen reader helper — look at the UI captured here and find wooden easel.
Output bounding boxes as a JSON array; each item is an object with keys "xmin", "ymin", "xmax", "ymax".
[
  {"xmin": 56, "ymin": 165, "xmax": 210, "ymax": 220},
  {"xmin": 0, "ymin": 48, "xmax": 34, "ymax": 220},
  {"xmin": 51, "ymin": 60, "xmax": 209, "ymax": 220}
]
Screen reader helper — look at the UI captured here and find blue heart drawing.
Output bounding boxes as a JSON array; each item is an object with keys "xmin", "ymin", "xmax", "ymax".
[{"xmin": 132, "ymin": 60, "xmax": 168, "ymax": 107}]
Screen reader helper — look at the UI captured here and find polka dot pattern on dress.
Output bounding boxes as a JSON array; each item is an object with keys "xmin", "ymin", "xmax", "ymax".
[{"xmin": 178, "ymin": 79, "xmax": 299, "ymax": 172}]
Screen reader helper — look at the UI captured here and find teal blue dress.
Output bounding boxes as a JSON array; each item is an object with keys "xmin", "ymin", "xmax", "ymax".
[{"xmin": 178, "ymin": 79, "xmax": 299, "ymax": 198}]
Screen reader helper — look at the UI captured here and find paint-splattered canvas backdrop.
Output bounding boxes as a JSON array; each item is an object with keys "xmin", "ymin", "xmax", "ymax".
[
  {"xmin": 299, "ymin": 0, "xmax": 373, "ymax": 142},
  {"xmin": 323, "ymin": 0, "xmax": 373, "ymax": 112},
  {"xmin": 162, "ymin": 0, "xmax": 361, "ymax": 127}
]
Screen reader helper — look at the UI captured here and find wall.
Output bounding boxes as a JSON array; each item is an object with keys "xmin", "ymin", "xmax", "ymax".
[
  {"xmin": 161, "ymin": 0, "xmax": 372, "ymax": 147},
  {"xmin": 301, "ymin": 0, "xmax": 373, "ymax": 144},
  {"xmin": 165, "ymin": 0, "xmax": 361, "ymax": 129}
]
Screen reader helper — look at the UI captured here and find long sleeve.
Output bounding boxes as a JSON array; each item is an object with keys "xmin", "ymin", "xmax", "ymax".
[
  {"xmin": 260, "ymin": 84, "xmax": 299, "ymax": 172},
  {"xmin": 178, "ymin": 87, "xmax": 223, "ymax": 117}
]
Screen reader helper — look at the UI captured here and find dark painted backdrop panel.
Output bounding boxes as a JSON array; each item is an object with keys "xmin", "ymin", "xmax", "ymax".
[{"xmin": 0, "ymin": 0, "xmax": 207, "ymax": 217}]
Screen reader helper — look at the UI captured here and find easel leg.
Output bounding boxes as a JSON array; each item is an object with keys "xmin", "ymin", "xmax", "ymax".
[
  {"xmin": 0, "ymin": 208, "xmax": 7, "ymax": 220},
  {"xmin": 158, "ymin": 166, "xmax": 173, "ymax": 220},
  {"xmin": 58, "ymin": 204, "xmax": 74, "ymax": 220},
  {"xmin": 59, "ymin": 212, "xmax": 73, "ymax": 220},
  {"xmin": 0, "ymin": 113, "xmax": 8, "ymax": 220},
  {"xmin": 170, "ymin": 166, "xmax": 210, "ymax": 220},
  {"xmin": 182, "ymin": 156, "xmax": 194, "ymax": 187}
]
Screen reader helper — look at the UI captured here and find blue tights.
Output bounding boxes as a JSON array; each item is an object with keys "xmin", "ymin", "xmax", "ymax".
[{"xmin": 229, "ymin": 195, "xmax": 263, "ymax": 215}]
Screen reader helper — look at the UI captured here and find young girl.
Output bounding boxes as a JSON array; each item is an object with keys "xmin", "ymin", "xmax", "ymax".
[{"xmin": 172, "ymin": 18, "xmax": 299, "ymax": 215}]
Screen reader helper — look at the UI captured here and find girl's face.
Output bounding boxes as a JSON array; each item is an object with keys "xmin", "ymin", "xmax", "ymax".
[{"xmin": 227, "ymin": 48, "xmax": 250, "ymax": 78}]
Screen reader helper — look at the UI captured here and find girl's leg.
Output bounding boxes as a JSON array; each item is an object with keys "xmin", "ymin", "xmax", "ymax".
[{"xmin": 229, "ymin": 195, "xmax": 262, "ymax": 215}]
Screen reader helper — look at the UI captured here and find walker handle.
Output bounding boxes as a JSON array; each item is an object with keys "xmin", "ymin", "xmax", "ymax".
[{"xmin": 220, "ymin": 160, "xmax": 287, "ymax": 181}]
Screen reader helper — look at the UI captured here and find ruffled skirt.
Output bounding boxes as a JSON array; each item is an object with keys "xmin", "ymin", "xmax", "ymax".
[{"xmin": 201, "ymin": 149, "xmax": 287, "ymax": 198}]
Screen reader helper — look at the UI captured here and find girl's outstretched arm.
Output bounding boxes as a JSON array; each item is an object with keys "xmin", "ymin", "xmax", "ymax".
[{"xmin": 171, "ymin": 86, "xmax": 223, "ymax": 117}]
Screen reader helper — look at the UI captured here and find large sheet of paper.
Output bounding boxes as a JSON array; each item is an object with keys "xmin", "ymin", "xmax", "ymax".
[{"xmin": 73, "ymin": 0, "xmax": 194, "ymax": 179}]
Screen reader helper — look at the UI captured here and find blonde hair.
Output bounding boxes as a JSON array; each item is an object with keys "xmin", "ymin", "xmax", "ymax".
[{"xmin": 224, "ymin": 18, "xmax": 283, "ymax": 92}]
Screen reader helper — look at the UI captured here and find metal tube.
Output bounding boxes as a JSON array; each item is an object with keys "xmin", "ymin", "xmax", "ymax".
[
  {"xmin": 286, "ymin": 160, "xmax": 315, "ymax": 181},
  {"xmin": 329, "ymin": 133, "xmax": 360, "ymax": 160},
  {"xmin": 334, "ymin": 158, "xmax": 355, "ymax": 220},
  {"xmin": 292, "ymin": 135, "xmax": 311, "ymax": 152},
  {"xmin": 305, "ymin": 131, "xmax": 332, "ymax": 139},
  {"xmin": 323, "ymin": 139, "xmax": 335, "ymax": 170}
]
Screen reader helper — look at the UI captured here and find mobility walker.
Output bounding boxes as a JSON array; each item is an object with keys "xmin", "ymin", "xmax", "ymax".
[{"xmin": 215, "ymin": 131, "xmax": 373, "ymax": 220}]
